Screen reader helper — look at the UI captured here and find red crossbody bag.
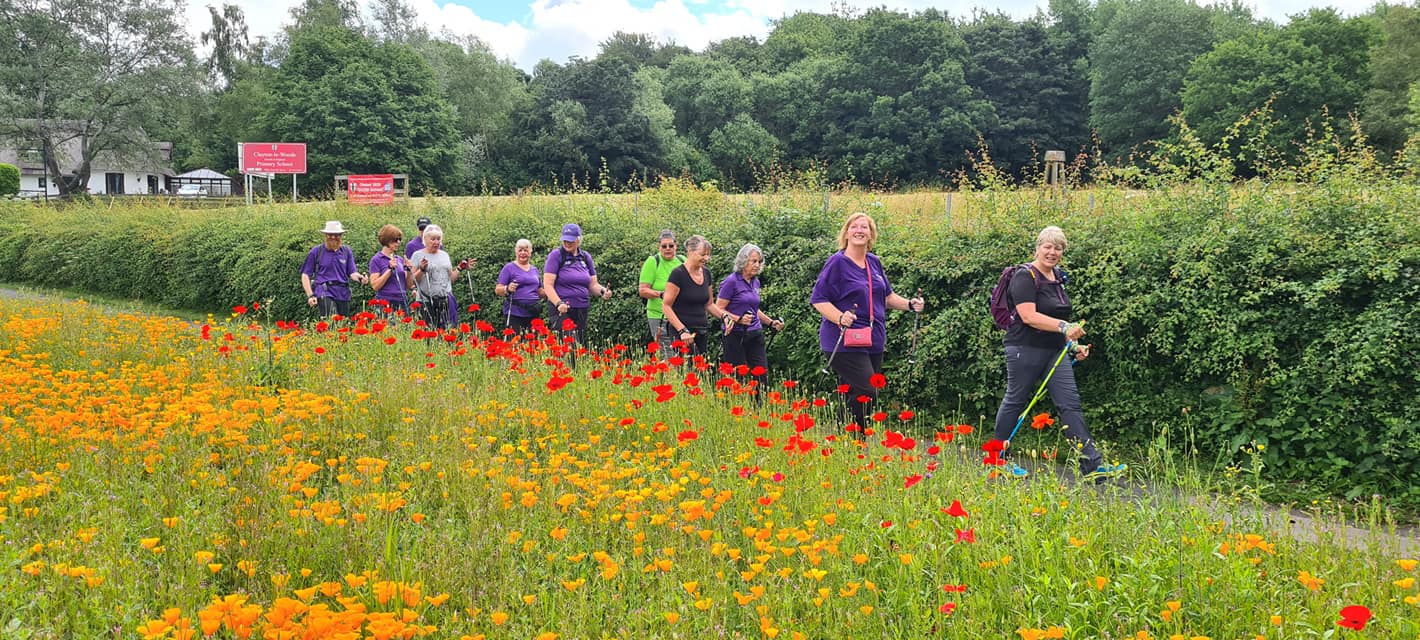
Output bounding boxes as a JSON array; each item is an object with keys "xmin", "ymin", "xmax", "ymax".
[{"xmin": 842, "ymin": 261, "xmax": 874, "ymax": 347}]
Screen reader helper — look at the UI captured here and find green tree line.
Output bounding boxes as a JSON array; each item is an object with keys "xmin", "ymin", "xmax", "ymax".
[{"xmin": 4, "ymin": 0, "xmax": 1420, "ymax": 194}]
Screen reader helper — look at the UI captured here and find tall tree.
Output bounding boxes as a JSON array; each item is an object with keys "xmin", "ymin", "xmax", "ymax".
[
  {"xmin": 417, "ymin": 36, "xmax": 529, "ymax": 189},
  {"xmin": 1088, "ymin": 0, "xmax": 1252, "ymax": 157},
  {"xmin": 201, "ymin": 4, "xmax": 251, "ymax": 89},
  {"xmin": 0, "ymin": 0, "xmax": 198, "ymax": 195},
  {"xmin": 263, "ymin": 25, "xmax": 459, "ymax": 193},
  {"xmin": 1181, "ymin": 8, "xmax": 1377, "ymax": 167},
  {"xmin": 1360, "ymin": 4, "xmax": 1420, "ymax": 156},
  {"xmin": 368, "ymin": 0, "xmax": 426, "ymax": 44}
]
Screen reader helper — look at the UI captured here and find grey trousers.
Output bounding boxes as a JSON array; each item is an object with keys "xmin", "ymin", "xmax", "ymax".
[{"xmin": 992, "ymin": 344, "xmax": 1101, "ymax": 471}]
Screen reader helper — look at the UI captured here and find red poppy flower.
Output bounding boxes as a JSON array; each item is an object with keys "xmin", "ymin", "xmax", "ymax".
[
  {"xmin": 871, "ymin": 412, "xmax": 887, "ymax": 422},
  {"xmin": 751, "ymin": 366, "xmax": 767, "ymax": 376},
  {"xmin": 880, "ymin": 520, "xmax": 893, "ymax": 529},
  {"xmin": 314, "ymin": 347, "xmax": 326, "ymax": 354},
  {"xmin": 676, "ymin": 430, "xmax": 699, "ymax": 443},
  {"xmin": 1030, "ymin": 413, "xmax": 1055, "ymax": 430},
  {"xmin": 927, "ymin": 445, "xmax": 941, "ymax": 455},
  {"xmin": 793, "ymin": 413, "xmax": 815, "ymax": 432},
  {"xmin": 938, "ymin": 602, "xmax": 956, "ymax": 615},
  {"xmin": 1337, "ymin": 605, "xmax": 1371, "ymax": 630},
  {"xmin": 956, "ymin": 424, "xmax": 974, "ymax": 435},
  {"xmin": 898, "ymin": 410, "xmax": 915, "ymax": 421},
  {"xmin": 467, "ymin": 304, "xmax": 480, "ymax": 312},
  {"xmin": 731, "ymin": 406, "xmax": 745, "ymax": 417},
  {"xmin": 836, "ymin": 384, "xmax": 850, "ymax": 394},
  {"xmin": 954, "ymin": 528, "xmax": 976, "ymax": 544},
  {"xmin": 782, "ymin": 380, "xmax": 798, "ymax": 388},
  {"xmin": 904, "ymin": 474, "xmax": 924, "ymax": 488},
  {"xmin": 941, "ymin": 584, "xmax": 967, "ymax": 593},
  {"xmin": 754, "ymin": 437, "xmax": 773, "ymax": 448},
  {"xmin": 943, "ymin": 500, "xmax": 969, "ymax": 518},
  {"xmin": 982, "ymin": 439, "xmax": 1005, "ymax": 453},
  {"xmin": 869, "ymin": 373, "xmax": 887, "ymax": 389},
  {"xmin": 232, "ymin": 305, "xmax": 248, "ymax": 315},
  {"xmin": 315, "ymin": 321, "xmax": 329, "ymax": 333}
]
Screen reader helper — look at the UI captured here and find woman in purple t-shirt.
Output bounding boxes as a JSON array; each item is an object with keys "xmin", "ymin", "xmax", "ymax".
[
  {"xmin": 543, "ymin": 223, "xmax": 612, "ymax": 352},
  {"xmin": 496, "ymin": 238, "xmax": 544, "ymax": 333},
  {"xmin": 717, "ymin": 243, "xmax": 784, "ymax": 391},
  {"xmin": 301, "ymin": 220, "xmax": 368, "ymax": 318},
  {"xmin": 368, "ymin": 224, "xmax": 410, "ymax": 315},
  {"xmin": 809, "ymin": 213, "xmax": 924, "ymax": 429}
]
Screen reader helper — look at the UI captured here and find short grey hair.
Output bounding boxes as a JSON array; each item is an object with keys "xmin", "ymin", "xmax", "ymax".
[
  {"xmin": 684, "ymin": 235, "xmax": 710, "ymax": 254},
  {"xmin": 657, "ymin": 229, "xmax": 676, "ymax": 242},
  {"xmin": 1036, "ymin": 225, "xmax": 1067, "ymax": 250},
  {"xmin": 734, "ymin": 243, "xmax": 763, "ymax": 274},
  {"xmin": 423, "ymin": 224, "xmax": 444, "ymax": 241},
  {"xmin": 515, "ymin": 238, "xmax": 531, "ymax": 254}
]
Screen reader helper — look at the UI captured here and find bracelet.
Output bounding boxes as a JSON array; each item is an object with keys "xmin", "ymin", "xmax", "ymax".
[{"xmin": 839, "ymin": 311, "xmax": 848, "ymax": 324}]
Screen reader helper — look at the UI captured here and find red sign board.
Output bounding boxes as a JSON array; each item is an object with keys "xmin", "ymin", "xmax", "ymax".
[
  {"xmin": 239, "ymin": 143, "xmax": 307, "ymax": 174},
  {"xmin": 347, "ymin": 174, "xmax": 395, "ymax": 205}
]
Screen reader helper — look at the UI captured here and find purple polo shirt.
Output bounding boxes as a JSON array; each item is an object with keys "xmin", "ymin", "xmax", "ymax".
[
  {"xmin": 809, "ymin": 251, "xmax": 893, "ymax": 353},
  {"xmin": 369, "ymin": 252, "xmax": 408, "ymax": 306},
  {"xmin": 545, "ymin": 248, "xmax": 596, "ymax": 308},
  {"xmin": 498, "ymin": 262, "xmax": 542, "ymax": 317},
  {"xmin": 717, "ymin": 272, "xmax": 763, "ymax": 333},
  {"xmin": 301, "ymin": 244, "xmax": 357, "ymax": 301}
]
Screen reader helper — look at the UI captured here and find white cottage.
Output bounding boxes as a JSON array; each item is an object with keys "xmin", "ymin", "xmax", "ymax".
[{"xmin": 1, "ymin": 128, "xmax": 174, "ymax": 196}]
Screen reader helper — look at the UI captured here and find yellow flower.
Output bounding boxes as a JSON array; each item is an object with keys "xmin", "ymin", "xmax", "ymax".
[
  {"xmin": 1296, "ymin": 570, "xmax": 1323, "ymax": 591},
  {"xmin": 489, "ymin": 611, "xmax": 509, "ymax": 625},
  {"xmin": 1397, "ymin": 558, "xmax": 1417, "ymax": 571},
  {"xmin": 859, "ymin": 606, "xmax": 873, "ymax": 615},
  {"xmin": 1094, "ymin": 576, "xmax": 1108, "ymax": 591},
  {"xmin": 682, "ymin": 581, "xmax": 699, "ymax": 595},
  {"xmin": 1270, "ymin": 615, "xmax": 1282, "ymax": 626},
  {"xmin": 664, "ymin": 612, "xmax": 680, "ymax": 624},
  {"xmin": 522, "ymin": 594, "xmax": 537, "ymax": 605},
  {"xmin": 1393, "ymin": 577, "xmax": 1415, "ymax": 589},
  {"xmin": 852, "ymin": 553, "xmax": 868, "ymax": 565}
]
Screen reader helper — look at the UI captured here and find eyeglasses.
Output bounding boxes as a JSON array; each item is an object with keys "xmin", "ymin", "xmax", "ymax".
[{"xmin": 660, "ymin": 243, "xmax": 676, "ymax": 248}]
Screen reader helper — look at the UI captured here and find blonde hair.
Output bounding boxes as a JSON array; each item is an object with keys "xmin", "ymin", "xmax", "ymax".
[
  {"xmin": 1036, "ymin": 226, "xmax": 1067, "ymax": 251},
  {"xmin": 837, "ymin": 212, "xmax": 878, "ymax": 251}
]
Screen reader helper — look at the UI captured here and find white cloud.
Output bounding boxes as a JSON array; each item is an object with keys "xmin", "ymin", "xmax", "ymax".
[{"xmin": 183, "ymin": 0, "xmax": 1387, "ymax": 73}]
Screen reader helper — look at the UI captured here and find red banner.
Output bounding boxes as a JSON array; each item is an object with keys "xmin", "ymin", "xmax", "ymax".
[
  {"xmin": 347, "ymin": 174, "xmax": 394, "ymax": 205},
  {"xmin": 239, "ymin": 143, "xmax": 307, "ymax": 174}
]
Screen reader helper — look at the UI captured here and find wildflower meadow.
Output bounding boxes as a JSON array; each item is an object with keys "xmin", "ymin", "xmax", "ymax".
[{"xmin": 0, "ymin": 294, "xmax": 1416, "ymax": 639}]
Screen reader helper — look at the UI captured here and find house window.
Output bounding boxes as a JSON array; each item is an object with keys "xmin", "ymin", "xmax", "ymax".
[
  {"xmin": 147, "ymin": 175, "xmax": 159, "ymax": 194},
  {"xmin": 105, "ymin": 172, "xmax": 124, "ymax": 195},
  {"xmin": 37, "ymin": 176, "xmax": 47, "ymax": 189}
]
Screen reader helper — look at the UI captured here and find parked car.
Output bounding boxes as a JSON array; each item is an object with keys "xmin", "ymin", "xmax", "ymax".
[{"xmin": 177, "ymin": 184, "xmax": 208, "ymax": 198}]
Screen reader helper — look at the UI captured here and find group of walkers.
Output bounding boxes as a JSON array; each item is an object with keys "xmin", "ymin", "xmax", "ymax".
[{"xmin": 300, "ymin": 213, "xmax": 1125, "ymax": 482}]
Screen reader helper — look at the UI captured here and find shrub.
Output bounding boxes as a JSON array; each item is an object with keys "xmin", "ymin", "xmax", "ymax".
[{"xmin": 0, "ymin": 163, "xmax": 19, "ymax": 196}]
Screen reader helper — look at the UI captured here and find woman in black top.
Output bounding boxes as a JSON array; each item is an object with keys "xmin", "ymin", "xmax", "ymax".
[
  {"xmin": 661, "ymin": 235, "xmax": 731, "ymax": 357},
  {"xmin": 992, "ymin": 226, "xmax": 1126, "ymax": 482}
]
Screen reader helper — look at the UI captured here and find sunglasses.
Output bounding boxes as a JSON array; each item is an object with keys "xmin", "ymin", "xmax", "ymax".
[{"xmin": 660, "ymin": 242, "xmax": 676, "ymax": 248}]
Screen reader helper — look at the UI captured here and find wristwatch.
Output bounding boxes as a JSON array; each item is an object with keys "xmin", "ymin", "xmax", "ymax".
[{"xmin": 1058, "ymin": 320, "xmax": 1069, "ymax": 335}]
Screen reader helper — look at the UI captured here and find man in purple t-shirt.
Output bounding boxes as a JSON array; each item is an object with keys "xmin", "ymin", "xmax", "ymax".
[{"xmin": 301, "ymin": 220, "xmax": 368, "ymax": 318}]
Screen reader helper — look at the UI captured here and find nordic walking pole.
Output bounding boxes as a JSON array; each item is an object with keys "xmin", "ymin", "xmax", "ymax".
[
  {"xmin": 820, "ymin": 304, "xmax": 856, "ymax": 375},
  {"xmin": 908, "ymin": 288, "xmax": 922, "ymax": 365},
  {"xmin": 1003, "ymin": 340, "xmax": 1075, "ymax": 450}
]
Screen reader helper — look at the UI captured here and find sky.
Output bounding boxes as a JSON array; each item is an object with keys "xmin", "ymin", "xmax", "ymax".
[{"xmin": 182, "ymin": 0, "xmax": 1383, "ymax": 72}]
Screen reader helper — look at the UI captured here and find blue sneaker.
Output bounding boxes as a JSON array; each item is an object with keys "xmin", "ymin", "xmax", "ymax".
[
  {"xmin": 1004, "ymin": 462, "xmax": 1029, "ymax": 478},
  {"xmin": 1083, "ymin": 462, "xmax": 1128, "ymax": 482}
]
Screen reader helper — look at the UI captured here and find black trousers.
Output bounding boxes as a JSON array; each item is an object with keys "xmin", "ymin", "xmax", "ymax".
[
  {"xmin": 993, "ymin": 344, "xmax": 1100, "ymax": 472},
  {"xmin": 827, "ymin": 351, "xmax": 883, "ymax": 429},
  {"xmin": 723, "ymin": 329, "xmax": 768, "ymax": 388},
  {"xmin": 507, "ymin": 314, "xmax": 536, "ymax": 333},
  {"xmin": 549, "ymin": 306, "xmax": 591, "ymax": 367},
  {"xmin": 417, "ymin": 296, "xmax": 450, "ymax": 330},
  {"xmin": 316, "ymin": 297, "xmax": 351, "ymax": 318}
]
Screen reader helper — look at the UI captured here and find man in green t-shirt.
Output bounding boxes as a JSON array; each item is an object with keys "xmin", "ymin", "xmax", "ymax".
[{"xmin": 638, "ymin": 229, "xmax": 684, "ymax": 350}]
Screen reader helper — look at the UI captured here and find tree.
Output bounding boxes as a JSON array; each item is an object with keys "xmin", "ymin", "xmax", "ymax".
[
  {"xmin": 707, "ymin": 114, "xmax": 779, "ymax": 188},
  {"xmin": 1088, "ymin": 0, "xmax": 1252, "ymax": 157},
  {"xmin": 1181, "ymin": 9, "xmax": 1377, "ymax": 166},
  {"xmin": 1361, "ymin": 4, "xmax": 1420, "ymax": 156},
  {"xmin": 962, "ymin": 8, "xmax": 1092, "ymax": 173},
  {"xmin": 263, "ymin": 25, "xmax": 459, "ymax": 193},
  {"xmin": 368, "ymin": 0, "xmax": 426, "ymax": 44},
  {"xmin": 0, "ymin": 0, "xmax": 198, "ymax": 195},
  {"xmin": 416, "ymin": 36, "xmax": 529, "ymax": 189},
  {"xmin": 202, "ymin": 4, "xmax": 251, "ymax": 89}
]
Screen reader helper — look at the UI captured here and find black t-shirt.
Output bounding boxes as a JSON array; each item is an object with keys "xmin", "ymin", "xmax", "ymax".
[
  {"xmin": 667, "ymin": 264, "xmax": 713, "ymax": 329},
  {"xmin": 1004, "ymin": 265, "xmax": 1072, "ymax": 349}
]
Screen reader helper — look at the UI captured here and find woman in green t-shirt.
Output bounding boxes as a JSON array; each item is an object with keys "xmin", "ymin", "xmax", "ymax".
[{"xmin": 637, "ymin": 229, "xmax": 684, "ymax": 351}]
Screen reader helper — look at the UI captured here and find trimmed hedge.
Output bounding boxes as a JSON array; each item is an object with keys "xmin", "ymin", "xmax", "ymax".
[{"xmin": 1, "ymin": 179, "xmax": 1417, "ymax": 508}]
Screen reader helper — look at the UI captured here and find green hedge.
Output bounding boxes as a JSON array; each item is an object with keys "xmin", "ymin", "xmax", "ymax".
[{"xmin": 1, "ymin": 179, "xmax": 1417, "ymax": 508}]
